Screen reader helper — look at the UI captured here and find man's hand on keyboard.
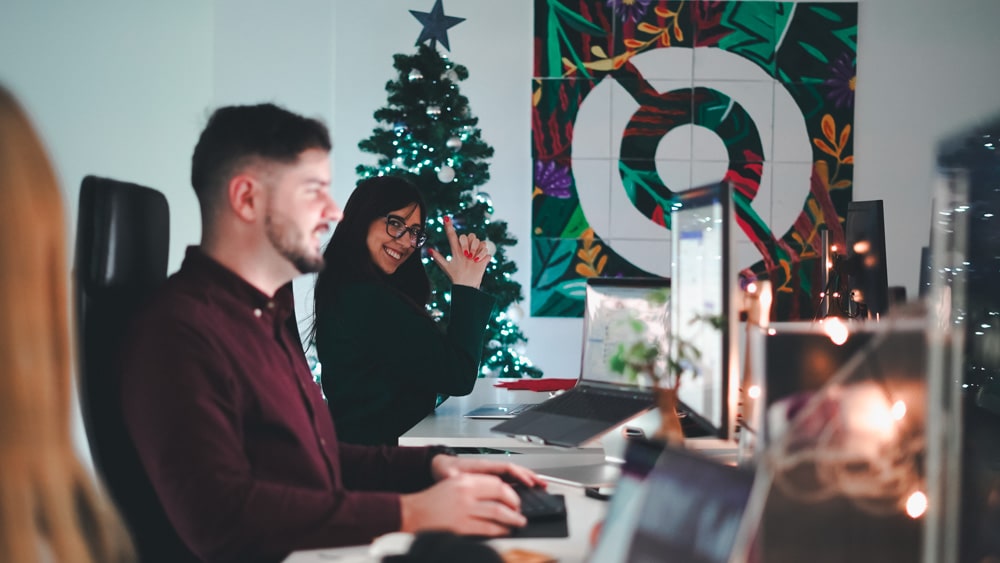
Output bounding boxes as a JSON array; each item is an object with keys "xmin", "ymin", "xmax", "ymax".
[
  {"xmin": 430, "ymin": 456, "xmax": 547, "ymax": 489},
  {"xmin": 400, "ymin": 472, "xmax": 527, "ymax": 536}
]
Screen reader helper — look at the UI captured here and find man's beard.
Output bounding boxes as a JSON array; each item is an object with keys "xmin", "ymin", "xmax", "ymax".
[{"xmin": 265, "ymin": 213, "xmax": 325, "ymax": 274}]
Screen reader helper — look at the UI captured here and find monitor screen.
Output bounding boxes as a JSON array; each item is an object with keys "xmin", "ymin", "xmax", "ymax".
[
  {"xmin": 844, "ymin": 200, "xmax": 890, "ymax": 319},
  {"xmin": 670, "ymin": 181, "xmax": 735, "ymax": 438},
  {"xmin": 580, "ymin": 277, "xmax": 670, "ymax": 387},
  {"xmin": 588, "ymin": 438, "xmax": 667, "ymax": 563},
  {"xmin": 629, "ymin": 450, "xmax": 754, "ymax": 563},
  {"xmin": 762, "ymin": 325, "xmax": 874, "ymax": 445}
]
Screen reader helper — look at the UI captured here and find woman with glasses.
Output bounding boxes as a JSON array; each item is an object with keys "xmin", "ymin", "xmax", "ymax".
[{"xmin": 312, "ymin": 176, "xmax": 495, "ymax": 446}]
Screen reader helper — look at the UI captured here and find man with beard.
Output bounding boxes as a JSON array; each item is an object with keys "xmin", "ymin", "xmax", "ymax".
[{"xmin": 120, "ymin": 104, "xmax": 539, "ymax": 563}]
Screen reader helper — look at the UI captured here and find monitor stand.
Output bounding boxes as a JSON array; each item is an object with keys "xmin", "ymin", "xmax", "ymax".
[{"xmin": 535, "ymin": 409, "xmax": 661, "ymax": 489}]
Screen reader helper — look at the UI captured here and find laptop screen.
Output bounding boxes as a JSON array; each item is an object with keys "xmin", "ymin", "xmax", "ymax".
[
  {"xmin": 670, "ymin": 181, "xmax": 734, "ymax": 438},
  {"xmin": 579, "ymin": 278, "xmax": 670, "ymax": 387},
  {"xmin": 590, "ymin": 441, "xmax": 754, "ymax": 563}
]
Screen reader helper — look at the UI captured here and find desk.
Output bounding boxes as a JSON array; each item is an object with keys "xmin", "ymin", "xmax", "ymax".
[
  {"xmin": 399, "ymin": 378, "xmax": 602, "ymax": 452},
  {"xmin": 283, "ymin": 454, "xmax": 607, "ymax": 563},
  {"xmin": 400, "ymin": 378, "xmax": 738, "ymax": 461}
]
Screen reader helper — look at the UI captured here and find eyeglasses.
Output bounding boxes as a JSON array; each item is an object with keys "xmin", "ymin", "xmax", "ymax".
[{"xmin": 384, "ymin": 214, "xmax": 428, "ymax": 247}]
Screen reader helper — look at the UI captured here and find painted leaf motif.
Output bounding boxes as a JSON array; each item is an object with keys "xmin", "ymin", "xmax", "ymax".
[
  {"xmin": 637, "ymin": 22, "xmax": 661, "ymax": 34},
  {"xmin": 559, "ymin": 205, "xmax": 589, "ymax": 239},
  {"xmin": 831, "ymin": 179, "xmax": 852, "ymax": 190},
  {"xmin": 596, "ymin": 255, "xmax": 608, "ymax": 274},
  {"xmin": 575, "ymin": 263, "xmax": 597, "ymax": 277},
  {"xmin": 550, "ymin": 0, "xmax": 608, "ymax": 36},
  {"xmin": 654, "ymin": 6, "xmax": 674, "ymax": 17},
  {"xmin": 555, "ymin": 279, "xmax": 589, "ymax": 300},
  {"xmin": 814, "ymin": 160, "xmax": 830, "ymax": 186},
  {"xmin": 821, "ymin": 114, "xmax": 836, "ymax": 143},
  {"xmin": 624, "ymin": 38, "xmax": 645, "ymax": 49},
  {"xmin": 811, "ymin": 6, "xmax": 843, "ymax": 22},
  {"xmin": 591, "ymin": 45, "xmax": 607, "ymax": 58},
  {"xmin": 813, "ymin": 138, "xmax": 838, "ymax": 158},
  {"xmin": 674, "ymin": 25, "xmax": 683, "ymax": 42},
  {"xmin": 838, "ymin": 123, "xmax": 852, "ymax": 151},
  {"xmin": 797, "ymin": 41, "xmax": 829, "ymax": 63},
  {"xmin": 584, "ymin": 58, "xmax": 619, "ymax": 72},
  {"xmin": 841, "ymin": 155, "xmax": 855, "ymax": 165},
  {"xmin": 532, "ymin": 238, "xmax": 575, "ymax": 289}
]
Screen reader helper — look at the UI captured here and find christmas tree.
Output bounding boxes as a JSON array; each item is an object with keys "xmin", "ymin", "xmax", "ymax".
[{"xmin": 356, "ymin": 40, "xmax": 542, "ymax": 378}]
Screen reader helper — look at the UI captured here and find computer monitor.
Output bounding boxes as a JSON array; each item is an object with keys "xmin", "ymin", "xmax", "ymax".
[
  {"xmin": 844, "ymin": 200, "xmax": 890, "ymax": 319},
  {"xmin": 760, "ymin": 323, "xmax": 874, "ymax": 445},
  {"xmin": 669, "ymin": 181, "xmax": 739, "ymax": 440}
]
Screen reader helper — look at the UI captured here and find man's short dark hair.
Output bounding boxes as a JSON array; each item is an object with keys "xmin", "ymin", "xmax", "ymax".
[{"xmin": 191, "ymin": 103, "xmax": 331, "ymax": 211}]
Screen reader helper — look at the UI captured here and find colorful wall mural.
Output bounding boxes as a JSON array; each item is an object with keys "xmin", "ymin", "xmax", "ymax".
[{"xmin": 531, "ymin": 0, "xmax": 858, "ymax": 318}]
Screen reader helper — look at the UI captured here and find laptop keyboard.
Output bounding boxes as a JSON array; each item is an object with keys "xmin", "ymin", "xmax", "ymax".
[{"xmin": 532, "ymin": 388, "xmax": 651, "ymax": 422}]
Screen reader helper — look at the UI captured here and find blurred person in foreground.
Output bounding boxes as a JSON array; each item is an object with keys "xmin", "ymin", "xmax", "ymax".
[{"xmin": 0, "ymin": 85, "xmax": 134, "ymax": 562}]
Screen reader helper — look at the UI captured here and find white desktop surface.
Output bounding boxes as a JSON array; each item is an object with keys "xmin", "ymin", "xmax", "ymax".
[
  {"xmin": 399, "ymin": 377, "xmax": 581, "ymax": 449},
  {"xmin": 282, "ymin": 455, "xmax": 607, "ymax": 563}
]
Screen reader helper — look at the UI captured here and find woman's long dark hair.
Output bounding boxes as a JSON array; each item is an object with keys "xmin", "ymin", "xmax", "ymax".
[{"xmin": 311, "ymin": 176, "xmax": 430, "ymax": 343}]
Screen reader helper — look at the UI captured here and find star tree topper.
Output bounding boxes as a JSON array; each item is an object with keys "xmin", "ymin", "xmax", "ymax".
[{"xmin": 409, "ymin": 0, "xmax": 465, "ymax": 52}]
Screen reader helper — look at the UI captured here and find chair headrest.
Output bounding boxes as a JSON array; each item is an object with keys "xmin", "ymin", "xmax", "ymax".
[{"xmin": 75, "ymin": 175, "xmax": 170, "ymax": 291}]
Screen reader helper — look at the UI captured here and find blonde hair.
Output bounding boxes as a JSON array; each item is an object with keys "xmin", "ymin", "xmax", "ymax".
[{"xmin": 0, "ymin": 86, "xmax": 133, "ymax": 562}]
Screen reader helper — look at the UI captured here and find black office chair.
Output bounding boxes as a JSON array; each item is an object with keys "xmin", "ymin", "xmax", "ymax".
[{"xmin": 74, "ymin": 175, "xmax": 199, "ymax": 563}]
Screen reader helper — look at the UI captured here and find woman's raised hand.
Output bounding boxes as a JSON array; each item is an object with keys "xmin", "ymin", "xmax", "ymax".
[{"xmin": 426, "ymin": 216, "xmax": 492, "ymax": 289}]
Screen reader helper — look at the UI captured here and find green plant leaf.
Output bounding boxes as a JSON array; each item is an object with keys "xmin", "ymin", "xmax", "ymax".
[
  {"xmin": 550, "ymin": 0, "xmax": 608, "ymax": 37},
  {"xmin": 559, "ymin": 204, "xmax": 589, "ymax": 238},
  {"xmin": 796, "ymin": 41, "xmax": 829, "ymax": 64},
  {"xmin": 532, "ymin": 238, "xmax": 575, "ymax": 290},
  {"xmin": 555, "ymin": 278, "xmax": 588, "ymax": 300},
  {"xmin": 810, "ymin": 6, "xmax": 843, "ymax": 22}
]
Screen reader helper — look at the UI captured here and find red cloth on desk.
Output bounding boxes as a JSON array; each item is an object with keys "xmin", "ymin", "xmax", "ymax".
[{"xmin": 493, "ymin": 378, "xmax": 578, "ymax": 392}]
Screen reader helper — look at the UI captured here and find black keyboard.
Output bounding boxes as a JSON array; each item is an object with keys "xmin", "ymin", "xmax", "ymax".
[{"xmin": 510, "ymin": 483, "xmax": 566, "ymax": 520}]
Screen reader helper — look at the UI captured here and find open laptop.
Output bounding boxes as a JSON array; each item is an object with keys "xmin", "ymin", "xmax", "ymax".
[
  {"xmin": 589, "ymin": 439, "xmax": 756, "ymax": 563},
  {"xmin": 489, "ymin": 277, "xmax": 669, "ymax": 447}
]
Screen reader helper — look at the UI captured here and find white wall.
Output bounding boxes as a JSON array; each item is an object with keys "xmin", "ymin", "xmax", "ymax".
[
  {"xmin": 0, "ymin": 0, "xmax": 215, "ymax": 464},
  {"xmin": 0, "ymin": 0, "xmax": 214, "ymax": 272},
  {"xmin": 854, "ymin": 0, "xmax": 1000, "ymax": 297}
]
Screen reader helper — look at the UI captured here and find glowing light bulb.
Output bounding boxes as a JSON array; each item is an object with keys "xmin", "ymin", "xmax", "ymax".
[
  {"xmin": 823, "ymin": 317, "xmax": 849, "ymax": 345},
  {"xmin": 891, "ymin": 400, "xmax": 907, "ymax": 420},
  {"xmin": 747, "ymin": 282, "xmax": 758, "ymax": 294},
  {"xmin": 906, "ymin": 491, "xmax": 927, "ymax": 518},
  {"xmin": 748, "ymin": 385, "xmax": 761, "ymax": 399}
]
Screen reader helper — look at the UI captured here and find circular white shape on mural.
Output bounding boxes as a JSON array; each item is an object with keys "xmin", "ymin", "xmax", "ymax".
[
  {"xmin": 572, "ymin": 45, "xmax": 812, "ymax": 275},
  {"xmin": 574, "ymin": 78, "xmax": 671, "ymax": 276}
]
